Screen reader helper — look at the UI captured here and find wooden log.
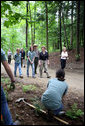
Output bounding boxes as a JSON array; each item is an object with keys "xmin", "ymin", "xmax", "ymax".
[{"xmin": 23, "ymin": 100, "xmax": 69, "ymax": 125}]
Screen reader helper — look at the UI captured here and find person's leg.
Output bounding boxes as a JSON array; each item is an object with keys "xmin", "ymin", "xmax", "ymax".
[
  {"xmin": 44, "ymin": 61, "xmax": 50, "ymax": 78},
  {"xmin": 23, "ymin": 59, "xmax": 25, "ymax": 67},
  {"xmin": 61, "ymin": 59, "xmax": 64, "ymax": 69},
  {"xmin": 39, "ymin": 61, "xmax": 43, "ymax": 78},
  {"xmin": 14, "ymin": 63, "xmax": 18, "ymax": 77},
  {"xmin": 1, "ymin": 86, "xmax": 14, "ymax": 125},
  {"xmin": 31, "ymin": 63, "xmax": 35, "ymax": 77},
  {"xmin": 18, "ymin": 63, "xmax": 22, "ymax": 76},
  {"xmin": 34, "ymin": 58, "xmax": 38, "ymax": 74},
  {"xmin": 27, "ymin": 61, "xmax": 30, "ymax": 77},
  {"xmin": 53, "ymin": 104, "xmax": 64, "ymax": 115}
]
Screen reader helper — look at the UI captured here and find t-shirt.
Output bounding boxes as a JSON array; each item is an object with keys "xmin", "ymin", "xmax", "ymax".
[
  {"xmin": 14, "ymin": 53, "xmax": 21, "ymax": 63},
  {"xmin": 27, "ymin": 51, "xmax": 35, "ymax": 62},
  {"xmin": 1, "ymin": 49, "xmax": 7, "ymax": 62},
  {"xmin": 41, "ymin": 78, "xmax": 68, "ymax": 110},
  {"xmin": 61, "ymin": 51, "xmax": 68, "ymax": 60},
  {"xmin": 39, "ymin": 51, "xmax": 49, "ymax": 60},
  {"xmin": 8, "ymin": 51, "xmax": 12, "ymax": 56},
  {"xmin": 34, "ymin": 50, "xmax": 39, "ymax": 58}
]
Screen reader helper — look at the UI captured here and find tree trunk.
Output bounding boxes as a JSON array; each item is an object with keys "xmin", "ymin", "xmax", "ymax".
[
  {"xmin": 62, "ymin": 14, "xmax": 69, "ymax": 49},
  {"xmin": 76, "ymin": 1, "xmax": 80, "ymax": 61},
  {"xmin": 26, "ymin": 1, "xmax": 28, "ymax": 48},
  {"xmin": 45, "ymin": 1, "xmax": 48, "ymax": 52},
  {"xmin": 29, "ymin": 2, "xmax": 33, "ymax": 46},
  {"xmin": 70, "ymin": 1, "xmax": 73, "ymax": 49},
  {"xmin": 59, "ymin": 2, "xmax": 62, "ymax": 53},
  {"xmin": 34, "ymin": 1, "xmax": 36, "ymax": 44}
]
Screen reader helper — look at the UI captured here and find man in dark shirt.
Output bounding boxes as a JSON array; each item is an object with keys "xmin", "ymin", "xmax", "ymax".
[
  {"xmin": 39, "ymin": 46, "xmax": 51, "ymax": 78},
  {"xmin": 20, "ymin": 48, "xmax": 25, "ymax": 67}
]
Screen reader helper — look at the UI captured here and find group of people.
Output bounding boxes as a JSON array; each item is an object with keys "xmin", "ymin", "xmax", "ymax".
[
  {"xmin": 12, "ymin": 44, "xmax": 51, "ymax": 78},
  {"xmin": 8, "ymin": 45, "xmax": 68, "ymax": 79},
  {"xmin": 1, "ymin": 45, "xmax": 69, "ymax": 125}
]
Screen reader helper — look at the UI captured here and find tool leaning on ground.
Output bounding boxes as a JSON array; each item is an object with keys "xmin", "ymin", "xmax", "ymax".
[{"xmin": 15, "ymin": 98, "xmax": 69, "ymax": 125}]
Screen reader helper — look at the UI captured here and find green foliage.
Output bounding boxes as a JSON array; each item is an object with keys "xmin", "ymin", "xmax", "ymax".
[
  {"xmin": 22, "ymin": 85, "xmax": 37, "ymax": 92},
  {"xmin": 1, "ymin": 1, "xmax": 84, "ymax": 54},
  {"xmin": 75, "ymin": 54, "xmax": 80, "ymax": 61},
  {"xmin": 66, "ymin": 103, "xmax": 84, "ymax": 119}
]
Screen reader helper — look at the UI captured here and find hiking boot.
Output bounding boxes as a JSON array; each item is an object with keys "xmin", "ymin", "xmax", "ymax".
[
  {"xmin": 47, "ymin": 76, "xmax": 51, "ymax": 78},
  {"xmin": 20, "ymin": 75, "xmax": 23, "ymax": 78}
]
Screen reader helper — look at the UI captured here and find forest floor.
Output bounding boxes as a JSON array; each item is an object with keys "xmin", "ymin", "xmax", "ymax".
[{"xmin": 1, "ymin": 48, "xmax": 84, "ymax": 125}]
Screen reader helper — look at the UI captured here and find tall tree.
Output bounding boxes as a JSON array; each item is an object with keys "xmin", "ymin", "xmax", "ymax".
[
  {"xmin": 59, "ymin": 1, "xmax": 62, "ymax": 53},
  {"xmin": 76, "ymin": 1, "xmax": 80, "ymax": 60},
  {"xmin": 70, "ymin": 1, "xmax": 73, "ymax": 49},
  {"xmin": 45, "ymin": 1, "xmax": 48, "ymax": 52},
  {"xmin": 26, "ymin": 1, "xmax": 28, "ymax": 49},
  {"xmin": 29, "ymin": 2, "xmax": 33, "ymax": 45},
  {"xmin": 34, "ymin": 1, "xmax": 36, "ymax": 44}
]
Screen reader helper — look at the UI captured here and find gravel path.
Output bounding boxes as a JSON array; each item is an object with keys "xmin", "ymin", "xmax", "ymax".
[{"xmin": 1, "ymin": 60, "xmax": 84, "ymax": 96}]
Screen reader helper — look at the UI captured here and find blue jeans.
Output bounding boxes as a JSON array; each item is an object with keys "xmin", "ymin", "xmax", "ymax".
[
  {"xmin": 27, "ymin": 60, "xmax": 35, "ymax": 77},
  {"xmin": 53, "ymin": 104, "xmax": 64, "ymax": 115},
  {"xmin": 14, "ymin": 62, "xmax": 22, "ymax": 76},
  {"xmin": 1, "ymin": 86, "xmax": 15, "ymax": 125}
]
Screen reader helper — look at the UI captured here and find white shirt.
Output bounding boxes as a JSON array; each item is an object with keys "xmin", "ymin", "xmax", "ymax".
[{"xmin": 61, "ymin": 51, "xmax": 68, "ymax": 60}]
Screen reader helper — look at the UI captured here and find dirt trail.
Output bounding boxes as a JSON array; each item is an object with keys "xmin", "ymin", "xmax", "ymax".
[{"xmin": 1, "ymin": 60, "xmax": 84, "ymax": 96}]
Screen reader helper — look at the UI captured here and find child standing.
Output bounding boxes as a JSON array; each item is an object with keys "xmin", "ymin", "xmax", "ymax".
[
  {"xmin": 41, "ymin": 69, "xmax": 68, "ymax": 115},
  {"xmin": 61, "ymin": 47, "xmax": 68, "ymax": 69},
  {"xmin": 27, "ymin": 46, "xmax": 36, "ymax": 78},
  {"xmin": 14, "ymin": 48, "xmax": 23, "ymax": 78}
]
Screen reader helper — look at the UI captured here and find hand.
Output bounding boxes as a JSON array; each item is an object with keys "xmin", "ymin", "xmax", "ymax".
[{"xmin": 31, "ymin": 61, "xmax": 33, "ymax": 64}]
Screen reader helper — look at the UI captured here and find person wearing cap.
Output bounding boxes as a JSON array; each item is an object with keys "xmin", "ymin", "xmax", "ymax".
[
  {"xmin": 39, "ymin": 46, "xmax": 51, "ymax": 78},
  {"xmin": 33, "ymin": 44, "xmax": 40, "ymax": 74}
]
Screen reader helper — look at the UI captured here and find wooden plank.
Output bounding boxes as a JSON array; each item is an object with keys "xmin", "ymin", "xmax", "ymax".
[{"xmin": 23, "ymin": 100, "xmax": 69, "ymax": 125}]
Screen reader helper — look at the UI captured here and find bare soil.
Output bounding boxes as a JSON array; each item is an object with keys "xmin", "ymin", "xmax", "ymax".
[{"xmin": 1, "ymin": 48, "xmax": 84, "ymax": 125}]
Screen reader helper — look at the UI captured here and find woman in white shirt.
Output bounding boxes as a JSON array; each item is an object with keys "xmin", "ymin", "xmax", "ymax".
[{"xmin": 61, "ymin": 47, "xmax": 68, "ymax": 69}]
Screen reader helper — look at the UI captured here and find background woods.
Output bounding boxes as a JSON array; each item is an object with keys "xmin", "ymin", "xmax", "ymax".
[{"xmin": 1, "ymin": 1, "xmax": 84, "ymax": 60}]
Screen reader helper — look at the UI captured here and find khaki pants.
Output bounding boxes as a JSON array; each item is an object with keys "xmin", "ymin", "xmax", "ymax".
[{"xmin": 39, "ymin": 60, "xmax": 49, "ymax": 77}]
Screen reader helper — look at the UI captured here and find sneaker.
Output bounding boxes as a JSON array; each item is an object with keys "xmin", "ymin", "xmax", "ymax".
[
  {"xmin": 14, "ymin": 120, "xmax": 21, "ymax": 125},
  {"xmin": 47, "ymin": 76, "xmax": 51, "ymax": 78},
  {"xmin": 20, "ymin": 75, "xmax": 23, "ymax": 78},
  {"xmin": 32, "ymin": 76, "xmax": 36, "ymax": 78},
  {"xmin": 58, "ymin": 111, "xmax": 65, "ymax": 115}
]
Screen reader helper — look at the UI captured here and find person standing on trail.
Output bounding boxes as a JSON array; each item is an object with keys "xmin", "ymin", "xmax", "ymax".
[
  {"xmin": 7, "ymin": 49, "xmax": 12, "ymax": 64},
  {"xmin": 14, "ymin": 48, "xmax": 23, "ymax": 78},
  {"xmin": 27, "ymin": 46, "xmax": 36, "ymax": 78},
  {"xmin": 39, "ymin": 46, "xmax": 51, "ymax": 78},
  {"xmin": 1, "ymin": 48, "xmax": 20, "ymax": 125},
  {"xmin": 41, "ymin": 69, "xmax": 68, "ymax": 115},
  {"xmin": 60, "ymin": 47, "xmax": 68, "ymax": 69},
  {"xmin": 20, "ymin": 48, "xmax": 25, "ymax": 68},
  {"xmin": 33, "ymin": 44, "xmax": 40, "ymax": 74}
]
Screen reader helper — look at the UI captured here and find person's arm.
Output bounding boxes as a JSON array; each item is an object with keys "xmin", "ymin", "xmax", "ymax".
[{"xmin": 2, "ymin": 61, "xmax": 15, "ymax": 82}]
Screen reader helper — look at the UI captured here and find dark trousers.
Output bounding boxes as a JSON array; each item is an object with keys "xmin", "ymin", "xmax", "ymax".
[
  {"xmin": 8, "ymin": 56, "xmax": 11, "ymax": 64},
  {"xmin": 34, "ymin": 57, "xmax": 39, "ymax": 74},
  {"xmin": 61, "ymin": 59, "xmax": 66, "ymax": 69}
]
